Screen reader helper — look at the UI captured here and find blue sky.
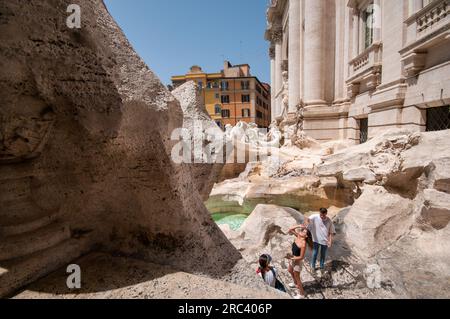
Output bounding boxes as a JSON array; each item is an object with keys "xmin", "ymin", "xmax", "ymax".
[{"xmin": 104, "ymin": 0, "xmax": 270, "ymax": 86}]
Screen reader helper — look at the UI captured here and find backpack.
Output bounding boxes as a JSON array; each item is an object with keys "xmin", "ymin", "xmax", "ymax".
[{"xmin": 261, "ymin": 267, "xmax": 286, "ymax": 292}]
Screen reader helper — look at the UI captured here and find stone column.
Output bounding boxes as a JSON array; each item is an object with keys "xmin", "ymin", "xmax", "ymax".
[
  {"xmin": 269, "ymin": 44, "xmax": 276, "ymax": 121},
  {"xmin": 373, "ymin": 0, "xmax": 381, "ymax": 42},
  {"xmin": 304, "ymin": 0, "xmax": 326, "ymax": 107},
  {"xmin": 288, "ymin": 0, "xmax": 302, "ymax": 114},
  {"xmin": 273, "ymin": 26, "xmax": 283, "ymax": 118},
  {"xmin": 334, "ymin": 0, "xmax": 346, "ymax": 103},
  {"xmin": 414, "ymin": 0, "xmax": 423, "ymax": 12},
  {"xmin": 352, "ymin": 8, "xmax": 360, "ymax": 58}
]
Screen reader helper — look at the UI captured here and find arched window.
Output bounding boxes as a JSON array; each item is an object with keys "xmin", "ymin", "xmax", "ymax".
[{"xmin": 215, "ymin": 104, "xmax": 222, "ymax": 115}]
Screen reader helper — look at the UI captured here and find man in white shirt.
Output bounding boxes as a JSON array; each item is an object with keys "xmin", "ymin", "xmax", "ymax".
[{"xmin": 304, "ymin": 208, "xmax": 336, "ymax": 271}]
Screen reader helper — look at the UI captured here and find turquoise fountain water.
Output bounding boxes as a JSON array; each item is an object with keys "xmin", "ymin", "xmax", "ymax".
[{"xmin": 212, "ymin": 212, "xmax": 248, "ymax": 231}]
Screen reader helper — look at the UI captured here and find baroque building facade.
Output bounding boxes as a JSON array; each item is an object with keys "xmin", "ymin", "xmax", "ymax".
[{"xmin": 266, "ymin": 0, "xmax": 450, "ymax": 144}]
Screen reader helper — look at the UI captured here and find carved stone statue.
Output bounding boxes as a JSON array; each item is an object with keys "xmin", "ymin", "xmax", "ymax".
[
  {"xmin": 262, "ymin": 122, "xmax": 282, "ymax": 148},
  {"xmin": 226, "ymin": 121, "xmax": 248, "ymax": 143},
  {"xmin": 280, "ymin": 71, "xmax": 289, "ymax": 120},
  {"xmin": 288, "ymin": 100, "xmax": 320, "ymax": 149}
]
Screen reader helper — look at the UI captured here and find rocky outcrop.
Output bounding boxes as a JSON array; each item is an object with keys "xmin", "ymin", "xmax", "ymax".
[
  {"xmin": 207, "ymin": 176, "xmax": 354, "ymax": 215},
  {"xmin": 12, "ymin": 253, "xmax": 286, "ymax": 299},
  {"xmin": 212, "ymin": 129, "xmax": 450, "ymax": 298},
  {"xmin": 206, "ymin": 142, "xmax": 355, "ymax": 215},
  {"xmin": 341, "ymin": 185, "xmax": 415, "ymax": 259},
  {"xmin": 223, "ymin": 204, "xmax": 396, "ymax": 299},
  {"xmin": 171, "ymin": 81, "xmax": 224, "ymax": 200},
  {"xmin": 0, "ymin": 0, "xmax": 264, "ymax": 298},
  {"xmin": 231, "ymin": 204, "xmax": 305, "ymax": 255},
  {"xmin": 319, "ymin": 130, "xmax": 450, "ymax": 298}
]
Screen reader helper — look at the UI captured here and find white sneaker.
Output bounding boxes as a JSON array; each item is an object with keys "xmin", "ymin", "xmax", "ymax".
[
  {"xmin": 288, "ymin": 283, "xmax": 296, "ymax": 288},
  {"xmin": 294, "ymin": 294, "xmax": 306, "ymax": 299}
]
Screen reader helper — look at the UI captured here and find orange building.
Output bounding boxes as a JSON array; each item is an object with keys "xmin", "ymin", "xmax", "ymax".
[{"xmin": 171, "ymin": 61, "xmax": 271, "ymax": 129}]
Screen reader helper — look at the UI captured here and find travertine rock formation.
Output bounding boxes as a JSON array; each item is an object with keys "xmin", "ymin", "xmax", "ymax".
[
  {"xmin": 207, "ymin": 176, "xmax": 354, "ymax": 215},
  {"xmin": 0, "ymin": 0, "xmax": 270, "ymax": 298},
  {"xmin": 13, "ymin": 253, "xmax": 287, "ymax": 299},
  {"xmin": 324, "ymin": 130, "xmax": 450, "ymax": 298},
  {"xmin": 229, "ymin": 204, "xmax": 305, "ymax": 261},
  {"xmin": 213, "ymin": 129, "xmax": 450, "ymax": 298},
  {"xmin": 224, "ymin": 204, "xmax": 396, "ymax": 299},
  {"xmin": 206, "ymin": 141, "xmax": 355, "ymax": 215},
  {"xmin": 171, "ymin": 81, "xmax": 224, "ymax": 200}
]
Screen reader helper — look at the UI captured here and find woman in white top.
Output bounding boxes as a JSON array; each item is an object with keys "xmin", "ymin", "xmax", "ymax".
[{"xmin": 258, "ymin": 254, "xmax": 276, "ymax": 287}]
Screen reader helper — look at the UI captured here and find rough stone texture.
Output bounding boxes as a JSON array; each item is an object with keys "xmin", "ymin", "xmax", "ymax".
[
  {"xmin": 206, "ymin": 142, "xmax": 355, "ymax": 215},
  {"xmin": 342, "ymin": 185, "xmax": 415, "ymax": 259},
  {"xmin": 213, "ymin": 129, "xmax": 450, "ymax": 298},
  {"xmin": 171, "ymin": 81, "xmax": 224, "ymax": 200},
  {"xmin": 13, "ymin": 253, "xmax": 286, "ymax": 299},
  {"xmin": 343, "ymin": 167, "xmax": 377, "ymax": 184},
  {"xmin": 0, "ymin": 0, "xmax": 264, "ymax": 298},
  {"xmin": 420, "ymin": 189, "xmax": 450, "ymax": 231},
  {"xmin": 323, "ymin": 130, "xmax": 450, "ymax": 298},
  {"xmin": 207, "ymin": 176, "xmax": 354, "ymax": 215},
  {"xmin": 231, "ymin": 204, "xmax": 305, "ymax": 255},
  {"xmin": 222, "ymin": 205, "xmax": 396, "ymax": 299}
]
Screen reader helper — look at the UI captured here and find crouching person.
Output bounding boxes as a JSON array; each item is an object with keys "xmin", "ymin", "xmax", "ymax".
[{"xmin": 257, "ymin": 254, "xmax": 286, "ymax": 292}]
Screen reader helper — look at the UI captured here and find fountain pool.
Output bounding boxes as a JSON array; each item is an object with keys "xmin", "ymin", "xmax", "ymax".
[{"xmin": 211, "ymin": 212, "xmax": 248, "ymax": 231}]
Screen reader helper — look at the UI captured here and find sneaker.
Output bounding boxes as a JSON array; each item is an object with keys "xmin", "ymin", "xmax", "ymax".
[
  {"xmin": 288, "ymin": 283, "xmax": 297, "ymax": 289},
  {"xmin": 293, "ymin": 294, "xmax": 306, "ymax": 299}
]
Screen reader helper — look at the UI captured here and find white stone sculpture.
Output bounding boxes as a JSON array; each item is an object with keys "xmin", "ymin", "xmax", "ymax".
[
  {"xmin": 223, "ymin": 121, "xmax": 281, "ymax": 148},
  {"xmin": 280, "ymin": 70, "xmax": 289, "ymax": 120},
  {"xmin": 227, "ymin": 121, "xmax": 248, "ymax": 143},
  {"xmin": 260, "ymin": 121, "xmax": 282, "ymax": 148},
  {"xmin": 245, "ymin": 123, "xmax": 261, "ymax": 145}
]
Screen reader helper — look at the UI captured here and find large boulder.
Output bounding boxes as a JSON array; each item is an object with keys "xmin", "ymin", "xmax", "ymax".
[
  {"xmin": 230, "ymin": 204, "xmax": 305, "ymax": 263},
  {"xmin": 211, "ymin": 128, "xmax": 450, "ymax": 298},
  {"xmin": 171, "ymin": 81, "xmax": 224, "ymax": 200},
  {"xmin": 333, "ymin": 130, "xmax": 450, "ymax": 298},
  {"xmin": 342, "ymin": 185, "xmax": 415, "ymax": 259},
  {"xmin": 238, "ymin": 204, "xmax": 305, "ymax": 246},
  {"xmin": 401, "ymin": 131, "xmax": 450, "ymax": 194},
  {"xmin": 0, "ymin": 0, "xmax": 257, "ymax": 297}
]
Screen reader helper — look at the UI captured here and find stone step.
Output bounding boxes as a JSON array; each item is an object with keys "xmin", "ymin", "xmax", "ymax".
[
  {"xmin": 0, "ymin": 213, "xmax": 58, "ymax": 237},
  {"xmin": 0, "ymin": 236, "xmax": 93, "ymax": 298},
  {"xmin": 0, "ymin": 222, "xmax": 71, "ymax": 261}
]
